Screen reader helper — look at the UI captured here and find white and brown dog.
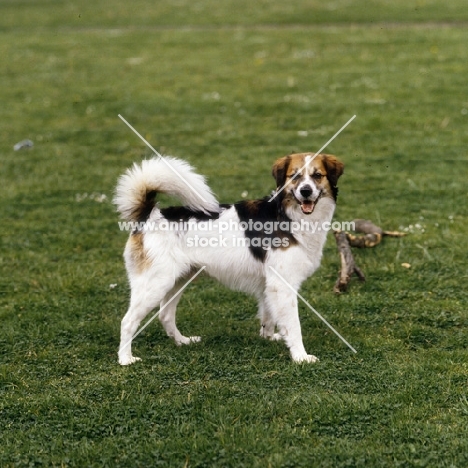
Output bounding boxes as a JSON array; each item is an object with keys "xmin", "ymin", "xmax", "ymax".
[{"xmin": 114, "ymin": 153, "xmax": 344, "ymax": 365}]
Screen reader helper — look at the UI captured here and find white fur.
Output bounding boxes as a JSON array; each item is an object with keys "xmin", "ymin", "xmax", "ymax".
[
  {"xmin": 114, "ymin": 156, "xmax": 219, "ymax": 220},
  {"xmin": 116, "ymin": 155, "xmax": 340, "ymax": 366}
]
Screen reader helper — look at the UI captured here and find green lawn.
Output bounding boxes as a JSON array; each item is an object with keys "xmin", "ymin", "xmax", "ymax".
[{"xmin": 1, "ymin": 1, "xmax": 467, "ymax": 466}]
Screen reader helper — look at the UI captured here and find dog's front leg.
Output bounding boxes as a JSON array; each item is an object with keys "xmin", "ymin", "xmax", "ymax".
[
  {"xmin": 264, "ymin": 278, "xmax": 318, "ymax": 363},
  {"xmin": 257, "ymin": 297, "xmax": 276, "ymax": 339}
]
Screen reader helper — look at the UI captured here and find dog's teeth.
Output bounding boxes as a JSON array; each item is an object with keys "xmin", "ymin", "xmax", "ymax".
[{"xmin": 301, "ymin": 201, "xmax": 315, "ymax": 214}]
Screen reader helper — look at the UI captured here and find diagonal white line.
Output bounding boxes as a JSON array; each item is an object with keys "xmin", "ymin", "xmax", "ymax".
[
  {"xmin": 118, "ymin": 114, "xmax": 211, "ymax": 203},
  {"xmin": 268, "ymin": 266, "xmax": 357, "ymax": 353},
  {"xmin": 118, "ymin": 113, "xmax": 164, "ymax": 158},
  {"xmin": 120, "ymin": 266, "xmax": 206, "ymax": 352},
  {"xmin": 269, "ymin": 114, "xmax": 356, "ymax": 202}
]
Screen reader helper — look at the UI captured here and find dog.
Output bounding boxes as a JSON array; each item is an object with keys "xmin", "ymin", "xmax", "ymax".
[{"xmin": 114, "ymin": 153, "xmax": 344, "ymax": 365}]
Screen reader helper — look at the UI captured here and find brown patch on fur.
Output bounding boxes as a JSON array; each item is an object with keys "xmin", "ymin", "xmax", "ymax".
[
  {"xmin": 281, "ymin": 153, "xmax": 343, "ymax": 178},
  {"xmin": 321, "ymin": 154, "xmax": 344, "ymax": 196},
  {"xmin": 242, "ymin": 199, "xmax": 262, "ymax": 215},
  {"xmin": 271, "ymin": 155, "xmax": 291, "ymax": 188},
  {"xmin": 285, "ymin": 153, "xmax": 309, "ymax": 177},
  {"xmin": 128, "ymin": 231, "xmax": 151, "ymax": 273}
]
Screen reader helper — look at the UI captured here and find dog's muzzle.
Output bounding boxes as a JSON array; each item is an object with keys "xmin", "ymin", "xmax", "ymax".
[{"xmin": 295, "ymin": 184, "xmax": 320, "ymax": 214}]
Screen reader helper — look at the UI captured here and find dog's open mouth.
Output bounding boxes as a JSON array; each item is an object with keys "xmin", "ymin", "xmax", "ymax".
[{"xmin": 300, "ymin": 200, "xmax": 315, "ymax": 214}]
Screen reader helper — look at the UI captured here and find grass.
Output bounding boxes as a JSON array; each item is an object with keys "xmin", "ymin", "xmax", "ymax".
[{"xmin": 1, "ymin": 1, "xmax": 468, "ymax": 466}]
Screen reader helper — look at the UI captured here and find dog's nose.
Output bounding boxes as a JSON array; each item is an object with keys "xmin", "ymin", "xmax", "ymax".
[{"xmin": 300, "ymin": 185, "xmax": 313, "ymax": 198}]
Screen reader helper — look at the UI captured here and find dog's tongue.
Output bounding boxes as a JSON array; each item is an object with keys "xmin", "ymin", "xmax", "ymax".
[{"xmin": 301, "ymin": 200, "xmax": 315, "ymax": 214}]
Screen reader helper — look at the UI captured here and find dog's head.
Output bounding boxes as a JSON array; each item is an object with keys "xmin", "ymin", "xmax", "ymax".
[{"xmin": 272, "ymin": 153, "xmax": 344, "ymax": 215}]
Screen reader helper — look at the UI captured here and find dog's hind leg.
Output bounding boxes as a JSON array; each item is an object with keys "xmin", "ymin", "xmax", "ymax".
[
  {"xmin": 159, "ymin": 283, "xmax": 201, "ymax": 346},
  {"xmin": 118, "ymin": 276, "xmax": 175, "ymax": 365}
]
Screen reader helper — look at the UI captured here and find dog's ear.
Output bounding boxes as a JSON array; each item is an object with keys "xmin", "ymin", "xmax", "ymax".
[
  {"xmin": 322, "ymin": 154, "xmax": 344, "ymax": 200},
  {"xmin": 271, "ymin": 156, "xmax": 290, "ymax": 188},
  {"xmin": 271, "ymin": 156, "xmax": 290, "ymax": 218}
]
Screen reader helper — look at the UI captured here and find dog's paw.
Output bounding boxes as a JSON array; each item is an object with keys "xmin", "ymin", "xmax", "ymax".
[
  {"xmin": 271, "ymin": 333, "xmax": 284, "ymax": 342},
  {"xmin": 119, "ymin": 355, "xmax": 142, "ymax": 366},
  {"xmin": 176, "ymin": 335, "xmax": 202, "ymax": 346},
  {"xmin": 292, "ymin": 353, "xmax": 319, "ymax": 364}
]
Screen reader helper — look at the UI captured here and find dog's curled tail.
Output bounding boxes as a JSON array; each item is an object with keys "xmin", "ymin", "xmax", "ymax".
[{"xmin": 114, "ymin": 157, "xmax": 219, "ymax": 222}]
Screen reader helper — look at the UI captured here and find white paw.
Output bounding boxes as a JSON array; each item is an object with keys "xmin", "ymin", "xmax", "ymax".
[
  {"xmin": 176, "ymin": 335, "xmax": 201, "ymax": 346},
  {"xmin": 119, "ymin": 355, "xmax": 142, "ymax": 366},
  {"xmin": 292, "ymin": 353, "xmax": 319, "ymax": 364},
  {"xmin": 271, "ymin": 333, "xmax": 284, "ymax": 342}
]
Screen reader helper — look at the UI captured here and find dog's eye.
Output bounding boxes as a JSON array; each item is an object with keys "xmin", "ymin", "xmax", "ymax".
[
  {"xmin": 312, "ymin": 172, "xmax": 323, "ymax": 180},
  {"xmin": 289, "ymin": 172, "xmax": 300, "ymax": 180}
]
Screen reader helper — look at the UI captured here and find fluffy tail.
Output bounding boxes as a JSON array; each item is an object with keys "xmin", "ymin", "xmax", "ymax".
[{"xmin": 114, "ymin": 156, "xmax": 219, "ymax": 221}]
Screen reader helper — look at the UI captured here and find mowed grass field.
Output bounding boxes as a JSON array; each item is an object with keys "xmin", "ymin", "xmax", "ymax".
[{"xmin": 1, "ymin": 1, "xmax": 468, "ymax": 466}]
